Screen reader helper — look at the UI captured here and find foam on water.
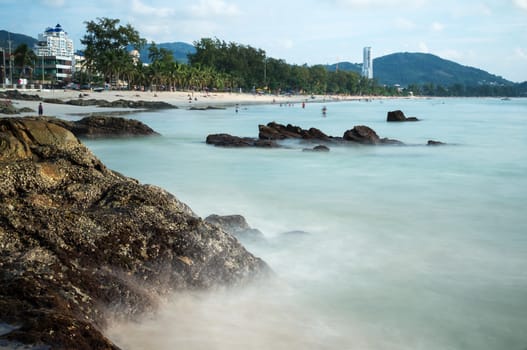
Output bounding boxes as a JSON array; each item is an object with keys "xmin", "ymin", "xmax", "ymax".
[{"xmin": 86, "ymin": 98, "xmax": 527, "ymax": 349}]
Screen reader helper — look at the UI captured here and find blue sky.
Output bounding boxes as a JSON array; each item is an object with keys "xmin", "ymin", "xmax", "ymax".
[{"xmin": 1, "ymin": 0, "xmax": 526, "ymax": 82}]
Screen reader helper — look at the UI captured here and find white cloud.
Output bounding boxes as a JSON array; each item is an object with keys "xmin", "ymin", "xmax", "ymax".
[
  {"xmin": 513, "ymin": 0, "xmax": 527, "ymax": 11},
  {"xmin": 189, "ymin": 0, "xmax": 242, "ymax": 17},
  {"xmin": 42, "ymin": 0, "xmax": 65, "ymax": 7},
  {"xmin": 131, "ymin": 0, "xmax": 175, "ymax": 17}
]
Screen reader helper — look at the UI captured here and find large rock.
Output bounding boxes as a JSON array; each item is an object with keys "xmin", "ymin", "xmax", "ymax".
[
  {"xmin": 0, "ymin": 117, "xmax": 268, "ymax": 349},
  {"xmin": 343, "ymin": 125, "xmax": 403, "ymax": 145},
  {"xmin": 68, "ymin": 116, "xmax": 159, "ymax": 138},
  {"xmin": 387, "ymin": 110, "xmax": 419, "ymax": 122}
]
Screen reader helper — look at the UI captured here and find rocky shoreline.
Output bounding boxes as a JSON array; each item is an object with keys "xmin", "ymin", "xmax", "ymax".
[
  {"xmin": 0, "ymin": 117, "xmax": 268, "ymax": 349},
  {"xmin": 206, "ymin": 121, "xmax": 405, "ymax": 149}
]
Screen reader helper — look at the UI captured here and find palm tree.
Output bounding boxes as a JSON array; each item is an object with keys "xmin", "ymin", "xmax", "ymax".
[{"xmin": 13, "ymin": 44, "xmax": 36, "ymax": 80}]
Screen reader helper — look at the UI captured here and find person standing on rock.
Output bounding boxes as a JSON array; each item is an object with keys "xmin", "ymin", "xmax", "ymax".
[{"xmin": 38, "ymin": 103, "xmax": 43, "ymax": 116}]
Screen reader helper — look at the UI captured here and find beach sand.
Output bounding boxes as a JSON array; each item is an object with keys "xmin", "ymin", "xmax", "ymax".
[{"xmin": 2, "ymin": 88, "xmax": 376, "ymax": 119}]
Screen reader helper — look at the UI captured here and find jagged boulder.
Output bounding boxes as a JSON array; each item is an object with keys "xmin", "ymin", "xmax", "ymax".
[
  {"xmin": 0, "ymin": 117, "xmax": 268, "ymax": 349},
  {"xmin": 258, "ymin": 122, "xmax": 330, "ymax": 141}
]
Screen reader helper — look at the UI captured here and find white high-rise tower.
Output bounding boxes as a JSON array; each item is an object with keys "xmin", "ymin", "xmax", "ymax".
[{"xmin": 362, "ymin": 47, "xmax": 373, "ymax": 79}]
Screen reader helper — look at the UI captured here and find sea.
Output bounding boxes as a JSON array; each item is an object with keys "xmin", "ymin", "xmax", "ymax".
[{"xmin": 82, "ymin": 97, "xmax": 527, "ymax": 350}]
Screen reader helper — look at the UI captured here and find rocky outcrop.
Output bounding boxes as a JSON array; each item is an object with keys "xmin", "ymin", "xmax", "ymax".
[
  {"xmin": 0, "ymin": 100, "xmax": 35, "ymax": 115},
  {"xmin": 22, "ymin": 116, "xmax": 159, "ymax": 138},
  {"xmin": 67, "ymin": 116, "xmax": 159, "ymax": 138},
  {"xmin": 204, "ymin": 214, "xmax": 266, "ymax": 243},
  {"xmin": 0, "ymin": 117, "xmax": 268, "ymax": 349},
  {"xmin": 63, "ymin": 99, "xmax": 176, "ymax": 110},
  {"xmin": 208, "ymin": 122, "xmax": 403, "ymax": 148},
  {"xmin": 387, "ymin": 110, "xmax": 419, "ymax": 122},
  {"xmin": 0, "ymin": 90, "xmax": 41, "ymax": 101}
]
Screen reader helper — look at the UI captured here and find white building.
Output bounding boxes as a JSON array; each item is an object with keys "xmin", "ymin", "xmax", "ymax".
[
  {"xmin": 362, "ymin": 47, "xmax": 373, "ymax": 79},
  {"xmin": 34, "ymin": 24, "xmax": 74, "ymax": 83}
]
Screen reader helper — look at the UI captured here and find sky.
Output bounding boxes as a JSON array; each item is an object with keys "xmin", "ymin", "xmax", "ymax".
[{"xmin": 1, "ymin": 0, "xmax": 526, "ymax": 82}]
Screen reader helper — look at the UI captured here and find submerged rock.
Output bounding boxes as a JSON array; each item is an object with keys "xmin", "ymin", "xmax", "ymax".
[
  {"xmin": 303, "ymin": 145, "xmax": 330, "ymax": 152},
  {"xmin": 0, "ymin": 117, "xmax": 268, "ymax": 349}
]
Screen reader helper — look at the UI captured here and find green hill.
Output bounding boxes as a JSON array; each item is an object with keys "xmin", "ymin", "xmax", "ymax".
[
  {"xmin": 373, "ymin": 52, "xmax": 513, "ymax": 87},
  {"xmin": 0, "ymin": 30, "xmax": 38, "ymax": 51}
]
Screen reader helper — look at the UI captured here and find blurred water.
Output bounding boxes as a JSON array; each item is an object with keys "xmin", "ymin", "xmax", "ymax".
[{"xmin": 85, "ymin": 97, "xmax": 527, "ymax": 350}]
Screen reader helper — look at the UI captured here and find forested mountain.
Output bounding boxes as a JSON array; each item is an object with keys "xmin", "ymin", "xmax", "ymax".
[
  {"xmin": 136, "ymin": 42, "xmax": 196, "ymax": 63},
  {"xmin": 327, "ymin": 52, "xmax": 515, "ymax": 87}
]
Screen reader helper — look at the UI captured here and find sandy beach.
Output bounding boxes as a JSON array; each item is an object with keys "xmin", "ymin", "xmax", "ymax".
[{"xmin": 2, "ymin": 88, "xmax": 381, "ymax": 119}]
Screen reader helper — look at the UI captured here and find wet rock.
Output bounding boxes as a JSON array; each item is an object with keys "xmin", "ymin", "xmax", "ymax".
[
  {"xmin": 206, "ymin": 133, "xmax": 278, "ymax": 148},
  {"xmin": 387, "ymin": 110, "xmax": 419, "ymax": 122},
  {"xmin": 343, "ymin": 125, "xmax": 403, "ymax": 145},
  {"xmin": 0, "ymin": 117, "xmax": 268, "ymax": 349},
  {"xmin": 204, "ymin": 214, "xmax": 266, "ymax": 243},
  {"xmin": 208, "ymin": 122, "xmax": 402, "ymax": 148}
]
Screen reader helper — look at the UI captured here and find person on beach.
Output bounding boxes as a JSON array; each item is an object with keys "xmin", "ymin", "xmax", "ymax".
[{"xmin": 38, "ymin": 103, "xmax": 43, "ymax": 116}]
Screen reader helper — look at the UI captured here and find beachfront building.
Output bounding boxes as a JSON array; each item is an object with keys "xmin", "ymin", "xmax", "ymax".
[
  {"xmin": 362, "ymin": 46, "xmax": 373, "ymax": 79},
  {"xmin": 33, "ymin": 24, "xmax": 74, "ymax": 84}
]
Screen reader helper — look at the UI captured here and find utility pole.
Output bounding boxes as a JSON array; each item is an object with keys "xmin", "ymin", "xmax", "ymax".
[
  {"xmin": 8, "ymin": 32, "xmax": 13, "ymax": 86},
  {"xmin": 0, "ymin": 47, "xmax": 5, "ymax": 86}
]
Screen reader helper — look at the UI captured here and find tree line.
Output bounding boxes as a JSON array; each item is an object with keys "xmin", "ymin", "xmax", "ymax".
[{"xmin": 77, "ymin": 18, "xmax": 391, "ymax": 95}]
